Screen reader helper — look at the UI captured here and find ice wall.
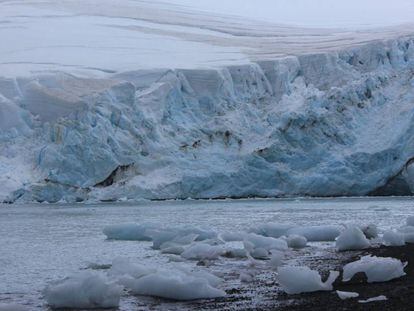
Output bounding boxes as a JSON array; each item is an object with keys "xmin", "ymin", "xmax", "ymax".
[{"xmin": 2, "ymin": 36, "xmax": 414, "ymax": 203}]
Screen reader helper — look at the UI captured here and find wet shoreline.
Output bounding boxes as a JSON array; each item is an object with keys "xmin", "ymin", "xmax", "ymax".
[{"xmin": 277, "ymin": 244, "xmax": 414, "ymax": 311}]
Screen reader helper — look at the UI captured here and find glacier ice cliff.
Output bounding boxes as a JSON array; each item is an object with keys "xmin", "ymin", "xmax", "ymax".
[{"xmin": 2, "ymin": 37, "xmax": 414, "ymax": 203}]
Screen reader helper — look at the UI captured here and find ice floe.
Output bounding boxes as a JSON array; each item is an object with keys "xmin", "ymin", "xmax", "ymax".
[
  {"xmin": 382, "ymin": 230, "xmax": 405, "ymax": 246},
  {"xmin": 286, "ymin": 226, "xmax": 341, "ymax": 242},
  {"xmin": 220, "ymin": 231, "xmax": 245, "ymax": 242},
  {"xmin": 244, "ymin": 233, "xmax": 288, "ymax": 259},
  {"xmin": 398, "ymin": 225, "xmax": 414, "ymax": 243},
  {"xmin": 251, "ymin": 223, "xmax": 294, "ymax": 238},
  {"xmin": 43, "ymin": 271, "xmax": 123, "ymax": 309},
  {"xmin": 223, "ymin": 248, "xmax": 248, "ymax": 258},
  {"xmin": 244, "ymin": 233, "xmax": 288, "ymax": 252},
  {"xmin": 103, "ymin": 223, "xmax": 155, "ymax": 241},
  {"xmin": 360, "ymin": 224, "xmax": 378, "ymax": 239},
  {"xmin": 277, "ymin": 266, "xmax": 339, "ymax": 294},
  {"xmin": 108, "ymin": 258, "xmax": 155, "ymax": 281},
  {"xmin": 103, "ymin": 223, "xmax": 218, "ymax": 250},
  {"xmin": 343, "ymin": 255, "xmax": 406, "ymax": 283},
  {"xmin": 181, "ymin": 243, "xmax": 225, "ymax": 260},
  {"xmin": 251, "ymin": 224, "xmax": 340, "ymax": 241},
  {"xmin": 240, "ymin": 272, "xmax": 254, "ymax": 283},
  {"xmin": 107, "ymin": 257, "xmax": 225, "ymax": 300},
  {"xmin": 336, "ymin": 226, "xmax": 370, "ymax": 251},
  {"xmin": 336, "ymin": 290, "xmax": 359, "ymax": 300},
  {"xmin": 285, "ymin": 235, "xmax": 307, "ymax": 249},
  {"xmin": 358, "ymin": 295, "xmax": 388, "ymax": 303},
  {"xmin": 406, "ymin": 216, "xmax": 414, "ymax": 226},
  {"xmin": 269, "ymin": 250, "xmax": 285, "ymax": 270},
  {"xmin": 121, "ymin": 270, "xmax": 225, "ymax": 300}
]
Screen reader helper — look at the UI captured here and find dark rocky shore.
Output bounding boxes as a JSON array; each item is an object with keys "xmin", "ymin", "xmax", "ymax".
[
  {"xmin": 186, "ymin": 244, "xmax": 414, "ymax": 311},
  {"xmin": 277, "ymin": 244, "xmax": 414, "ymax": 311},
  {"xmin": 127, "ymin": 244, "xmax": 413, "ymax": 310}
]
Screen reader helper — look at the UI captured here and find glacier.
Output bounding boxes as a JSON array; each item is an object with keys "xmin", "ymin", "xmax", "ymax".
[{"xmin": 1, "ymin": 0, "xmax": 414, "ymax": 203}]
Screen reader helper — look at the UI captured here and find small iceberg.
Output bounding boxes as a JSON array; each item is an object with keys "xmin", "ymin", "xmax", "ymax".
[
  {"xmin": 343, "ymin": 255, "xmax": 406, "ymax": 283},
  {"xmin": 121, "ymin": 270, "xmax": 225, "ymax": 300},
  {"xmin": 277, "ymin": 266, "xmax": 339, "ymax": 294},
  {"xmin": 359, "ymin": 295, "xmax": 388, "ymax": 303},
  {"xmin": 44, "ymin": 271, "xmax": 123, "ymax": 309},
  {"xmin": 382, "ymin": 230, "xmax": 405, "ymax": 246},
  {"xmin": 336, "ymin": 226, "xmax": 370, "ymax": 251},
  {"xmin": 336, "ymin": 290, "xmax": 359, "ymax": 300}
]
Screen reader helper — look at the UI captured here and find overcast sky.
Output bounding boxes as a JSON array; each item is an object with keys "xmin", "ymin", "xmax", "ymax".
[{"xmin": 165, "ymin": 0, "xmax": 414, "ymax": 28}]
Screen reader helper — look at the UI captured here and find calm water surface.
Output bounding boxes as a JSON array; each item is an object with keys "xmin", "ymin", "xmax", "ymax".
[{"xmin": 0, "ymin": 197, "xmax": 413, "ymax": 309}]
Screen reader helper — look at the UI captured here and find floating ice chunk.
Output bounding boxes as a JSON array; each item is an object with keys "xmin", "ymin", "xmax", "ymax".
[
  {"xmin": 382, "ymin": 230, "xmax": 405, "ymax": 246},
  {"xmin": 161, "ymin": 233, "xmax": 199, "ymax": 248},
  {"xmin": 336, "ymin": 226, "xmax": 370, "ymax": 251},
  {"xmin": 0, "ymin": 304, "xmax": 27, "ymax": 311},
  {"xmin": 336, "ymin": 290, "xmax": 359, "ymax": 300},
  {"xmin": 183, "ymin": 228, "xmax": 217, "ymax": 241},
  {"xmin": 201, "ymin": 238, "xmax": 225, "ymax": 246},
  {"xmin": 287, "ymin": 225, "xmax": 341, "ymax": 241},
  {"xmin": 159, "ymin": 233, "xmax": 199, "ymax": 254},
  {"xmin": 397, "ymin": 226, "xmax": 414, "ymax": 234},
  {"xmin": 240, "ymin": 272, "xmax": 254, "ymax": 283},
  {"xmin": 167, "ymin": 255, "xmax": 186, "ymax": 262},
  {"xmin": 361, "ymin": 224, "xmax": 378, "ymax": 239},
  {"xmin": 269, "ymin": 250, "xmax": 285, "ymax": 270},
  {"xmin": 108, "ymin": 258, "xmax": 155, "ymax": 280},
  {"xmin": 187, "ymin": 269, "xmax": 223, "ymax": 287},
  {"xmin": 150, "ymin": 229, "xmax": 180, "ymax": 250},
  {"xmin": 161, "ymin": 245, "xmax": 186, "ymax": 255},
  {"xmin": 181, "ymin": 243, "xmax": 225, "ymax": 260},
  {"xmin": 359, "ymin": 295, "xmax": 388, "ymax": 303},
  {"xmin": 170, "ymin": 266, "xmax": 223, "ymax": 287},
  {"xmin": 44, "ymin": 271, "xmax": 122, "ymax": 309},
  {"xmin": 103, "ymin": 223, "xmax": 154, "ymax": 241},
  {"xmin": 277, "ymin": 266, "xmax": 339, "ymax": 294},
  {"xmin": 220, "ymin": 231, "xmax": 245, "ymax": 242},
  {"xmin": 124, "ymin": 271, "xmax": 225, "ymax": 300},
  {"xmin": 343, "ymin": 256, "xmax": 406, "ymax": 283},
  {"xmin": 109, "ymin": 257, "xmax": 224, "ymax": 301},
  {"xmin": 223, "ymin": 247, "xmax": 248, "ymax": 258},
  {"xmin": 103, "ymin": 223, "xmax": 217, "ymax": 248},
  {"xmin": 406, "ymin": 216, "xmax": 414, "ymax": 227},
  {"xmin": 403, "ymin": 232, "xmax": 414, "ymax": 243},
  {"xmin": 286, "ymin": 235, "xmax": 307, "ymax": 249},
  {"xmin": 397, "ymin": 226, "xmax": 414, "ymax": 243},
  {"xmin": 250, "ymin": 247, "xmax": 269, "ymax": 259},
  {"xmin": 244, "ymin": 233, "xmax": 288, "ymax": 252},
  {"xmin": 251, "ymin": 223, "xmax": 294, "ymax": 238},
  {"xmin": 252, "ymin": 224, "xmax": 340, "ymax": 241},
  {"xmin": 150, "ymin": 227, "xmax": 217, "ymax": 249}
]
